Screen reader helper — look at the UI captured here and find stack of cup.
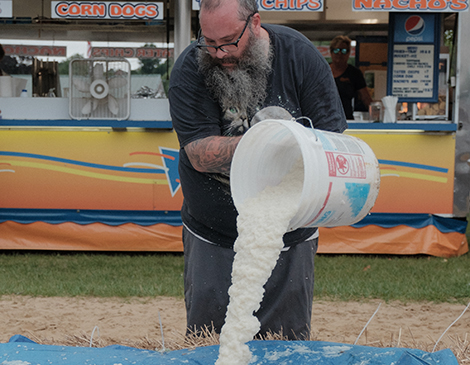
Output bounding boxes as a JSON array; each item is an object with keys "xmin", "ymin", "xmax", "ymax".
[{"xmin": 382, "ymin": 96, "xmax": 399, "ymax": 123}]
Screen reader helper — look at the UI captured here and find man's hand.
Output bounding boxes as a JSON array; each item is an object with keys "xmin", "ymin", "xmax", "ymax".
[
  {"xmin": 185, "ymin": 135, "xmax": 242, "ymax": 174},
  {"xmin": 250, "ymin": 106, "xmax": 293, "ymax": 126}
]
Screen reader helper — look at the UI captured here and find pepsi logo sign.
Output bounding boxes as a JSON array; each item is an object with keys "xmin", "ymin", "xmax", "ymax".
[{"xmin": 405, "ymin": 15, "xmax": 425, "ymax": 36}]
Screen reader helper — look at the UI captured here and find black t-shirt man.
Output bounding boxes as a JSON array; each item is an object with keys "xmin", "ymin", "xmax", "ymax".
[
  {"xmin": 333, "ymin": 64, "xmax": 368, "ymax": 120},
  {"xmin": 169, "ymin": 23, "xmax": 348, "ymax": 249}
]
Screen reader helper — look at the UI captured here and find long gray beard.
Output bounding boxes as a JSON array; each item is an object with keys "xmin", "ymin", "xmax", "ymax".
[{"xmin": 197, "ymin": 33, "xmax": 272, "ymax": 129}]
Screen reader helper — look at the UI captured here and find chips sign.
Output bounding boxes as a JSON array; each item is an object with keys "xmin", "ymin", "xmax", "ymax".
[
  {"xmin": 51, "ymin": 1, "xmax": 164, "ymax": 19},
  {"xmin": 258, "ymin": 0, "xmax": 323, "ymax": 11},
  {"xmin": 352, "ymin": 0, "xmax": 468, "ymax": 12},
  {"xmin": 192, "ymin": 0, "xmax": 324, "ymax": 11}
]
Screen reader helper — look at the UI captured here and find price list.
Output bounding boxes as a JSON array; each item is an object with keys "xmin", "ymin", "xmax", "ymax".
[{"xmin": 392, "ymin": 44, "xmax": 435, "ymax": 99}]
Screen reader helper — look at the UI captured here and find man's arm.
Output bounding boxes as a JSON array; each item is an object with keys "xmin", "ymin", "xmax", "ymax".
[
  {"xmin": 358, "ymin": 87, "xmax": 372, "ymax": 108},
  {"xmin": 185, "ymin": 135, "xmax": 242, "ymax": 174}
]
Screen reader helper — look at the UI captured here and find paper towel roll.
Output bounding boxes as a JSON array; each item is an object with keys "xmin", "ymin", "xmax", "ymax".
[
  {"xmin": 13, "ymin": 78, "xmax": 27, "ymax": 97},
  {"xmin": 0, "ymin": 76, "xmax": 13, "ymax": 97}
]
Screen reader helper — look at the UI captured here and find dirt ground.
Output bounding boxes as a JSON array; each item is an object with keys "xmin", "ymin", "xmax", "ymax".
[{"xmin": 0, "ymin": 295, "xmax": 469, "ymax": 356}]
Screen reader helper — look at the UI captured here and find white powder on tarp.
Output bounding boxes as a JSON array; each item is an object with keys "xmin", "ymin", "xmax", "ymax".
[{"xmin": 216, "ymin": 159, "xmax": 304, "ymax": 365}]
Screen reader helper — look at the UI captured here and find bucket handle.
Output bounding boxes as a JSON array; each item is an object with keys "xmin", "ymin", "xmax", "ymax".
[{"xmin": 295, "ymin": 116, "xmax": 318, "ymax": 142}]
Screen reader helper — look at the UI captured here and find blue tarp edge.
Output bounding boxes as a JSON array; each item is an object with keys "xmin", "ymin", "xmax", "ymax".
[{"xmin": 0, "ymin": 335, "xmax": 459, "ymax": 365}]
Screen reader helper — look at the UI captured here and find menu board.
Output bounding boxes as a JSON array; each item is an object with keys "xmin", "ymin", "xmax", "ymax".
[
  {"xmin": 0, "ymin": 0, "xmax": 13, "ymax": 18},
  {"xmin": 392, "ymin": 44, "xmax": 435, "ymax": 99},
  {"xmin": 387, "ymin": 13, "xmax": 440, "ymax": 103}
]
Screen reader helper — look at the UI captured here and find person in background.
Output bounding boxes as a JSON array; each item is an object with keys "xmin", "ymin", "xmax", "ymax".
[
  {"xmin": 329, "ymin": 35, "xmax": 372, "ymax": 120},
  {"xmin": 0, "ymin": 44, "xmax": 5, "ymax": 76},
  {"xmin": 168, "ymin": 0, "xmax": 347, "ymax": 340}
]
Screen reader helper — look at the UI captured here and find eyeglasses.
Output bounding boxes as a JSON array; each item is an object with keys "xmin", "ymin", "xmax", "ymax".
[
  {"xmin": 196, "ymin": 12, "xmax": 257, "ymax": 54},
  {"xmin": 332, "ymin": 48, "xmax": 349, "ymax": 55}
]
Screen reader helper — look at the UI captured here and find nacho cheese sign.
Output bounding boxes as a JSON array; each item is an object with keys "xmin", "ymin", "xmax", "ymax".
[
  {"xmin": 51, "ymin": 1, "xmax": 164, "ymax": 19},
  {"xmin": 353, "ymin": 0, "xmax": 469, "ymax": 11}
]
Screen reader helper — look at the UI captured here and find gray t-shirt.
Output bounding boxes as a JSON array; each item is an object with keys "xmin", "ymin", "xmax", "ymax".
[{"xmin": 169, "ymin": 23, "xmax": 347, "ymax": 248}]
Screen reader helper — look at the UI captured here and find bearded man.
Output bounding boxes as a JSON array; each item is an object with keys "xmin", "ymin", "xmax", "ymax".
[{"xmin": 168, "ymin": 0, "xmax": 347, "ymax": 340}]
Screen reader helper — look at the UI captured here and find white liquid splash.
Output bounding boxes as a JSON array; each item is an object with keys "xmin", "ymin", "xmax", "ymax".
[{"xmin": 216, "ymin": 159, "xmax": 304, "ymax": 365}]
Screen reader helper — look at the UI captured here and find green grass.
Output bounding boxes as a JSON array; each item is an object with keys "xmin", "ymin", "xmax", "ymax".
[
  {"xmin": 0, "ymin": 250, "xmax": 469, "ymax": 303},
  {"xmin": 0, "ymin": 252, "xmax": 184, "ymax": 298},
  {"xmin": 314, "ymin": 254, "xmax": 470, "ymax": 303}
]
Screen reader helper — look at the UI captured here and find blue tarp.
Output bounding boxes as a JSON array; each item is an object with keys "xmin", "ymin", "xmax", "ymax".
[{"xmin": 0, "ymin": 335, "xmax": 459, "ymax": 365}]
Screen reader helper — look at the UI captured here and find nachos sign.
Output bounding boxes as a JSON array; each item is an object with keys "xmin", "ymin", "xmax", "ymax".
[
  {"xmin": 352, "ymin": 0, "xmax": 468, "ymax": 11},
  {"xmin": 51, "ymin": 1, "xmax": 164, "ymax": 19}
]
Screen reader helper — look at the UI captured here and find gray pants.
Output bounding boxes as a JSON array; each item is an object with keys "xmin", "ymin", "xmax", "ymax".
[{"xmin": 183, "ymin": 226, "xmax": 318, "ymax": 340}]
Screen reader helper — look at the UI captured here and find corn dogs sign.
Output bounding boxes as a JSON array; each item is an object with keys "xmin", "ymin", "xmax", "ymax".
[{"xmin": 51, "ymin": 1, "xmax": 164, "ymax": 19}]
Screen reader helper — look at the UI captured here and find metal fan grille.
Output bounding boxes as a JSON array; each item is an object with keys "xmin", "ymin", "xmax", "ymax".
[{"xmin": 69, "ymin": 59, "xmax": 131, "ymax": 120}]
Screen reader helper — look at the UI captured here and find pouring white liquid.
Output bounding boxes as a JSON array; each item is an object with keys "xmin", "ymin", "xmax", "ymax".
[{"xmin": 216, "ymin": 159, "xmax": 304, "ymax": 365}]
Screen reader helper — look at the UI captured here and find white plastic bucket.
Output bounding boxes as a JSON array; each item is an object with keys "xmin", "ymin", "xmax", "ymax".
[{"xmin": 230, "ymin": 119, "xmax": 380, "ymax": 230}]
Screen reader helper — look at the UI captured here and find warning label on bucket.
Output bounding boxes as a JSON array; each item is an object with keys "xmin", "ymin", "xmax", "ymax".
[{"xmin": 325, "ymin": 152, "xmax": 366, "ymax": 178}]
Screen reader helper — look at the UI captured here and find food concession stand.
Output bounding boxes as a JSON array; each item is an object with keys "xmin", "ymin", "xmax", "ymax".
[{"xmin": 0, "ymin": 0, "xmax": 468, "ymax": 257}]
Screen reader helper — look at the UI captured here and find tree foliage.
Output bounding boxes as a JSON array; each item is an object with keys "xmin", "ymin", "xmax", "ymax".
[
  {"xmin": 57, "ymin": 54, "xmax": 85, "ymax": 75},
  {"xmin": 0, "ymin": 55, "xmax": 33, "ymax": 75},
  {"xmin": 132, "ymin": 43, "xmax": 173, "ymax": 75}
]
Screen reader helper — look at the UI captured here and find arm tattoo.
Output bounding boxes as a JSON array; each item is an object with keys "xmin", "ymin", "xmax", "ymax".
[{"xmin": 185, "ymin": 136, "xmax": 242, "ymax": 174}]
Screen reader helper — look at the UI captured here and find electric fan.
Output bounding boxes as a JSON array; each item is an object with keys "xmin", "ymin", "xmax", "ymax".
[{"xmin": 69, "ymin": 58, "xmax": 131, "ymax": 120}]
